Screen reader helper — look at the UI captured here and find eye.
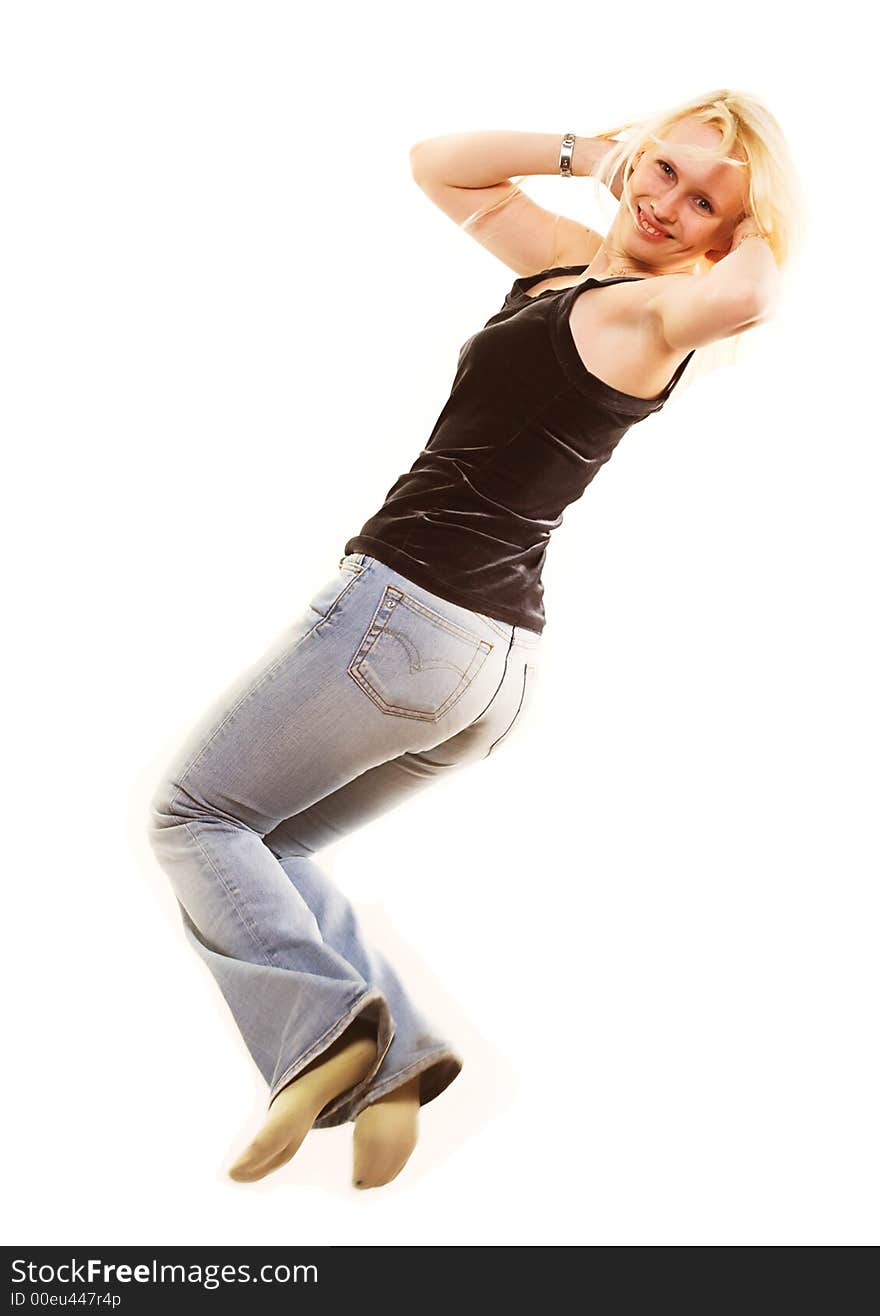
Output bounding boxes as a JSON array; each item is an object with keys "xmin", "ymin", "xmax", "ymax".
[{"xmin": 656, "ymin": 160, "xmax": 713, "ymax": 214}]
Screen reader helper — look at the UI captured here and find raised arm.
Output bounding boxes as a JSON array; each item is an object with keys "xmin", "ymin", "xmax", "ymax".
[
  {"xmin": 646, "ymin": 221, "xmax": 782, "ymax": 354},
  {"xmin": 409, "ymin": 130, "xmax": 626, "ymax": 277}
]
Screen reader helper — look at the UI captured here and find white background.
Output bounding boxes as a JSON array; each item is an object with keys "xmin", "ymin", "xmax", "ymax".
[{"xmin": 2, "ymin": 0, "xmax": 876, "ymax": 1247}]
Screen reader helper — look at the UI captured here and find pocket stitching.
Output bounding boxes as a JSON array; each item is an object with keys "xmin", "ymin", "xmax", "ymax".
[
  {"xmin": 390, "ymin": 586, "xmax": 493, "ymax": 647},
  {"xmin": 348, "ymin": 585, "xmax": 492, "ymax": 721}
]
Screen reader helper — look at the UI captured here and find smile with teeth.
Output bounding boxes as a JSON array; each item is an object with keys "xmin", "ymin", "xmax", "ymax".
[{"xmin": 637, "ymin": 207, "xmax": 670, "ymax": 238}]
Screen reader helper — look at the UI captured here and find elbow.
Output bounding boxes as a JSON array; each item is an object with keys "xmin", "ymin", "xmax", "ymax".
[
  {"xmin": 742, "ymin": 283, "xmax": 781, "ymax": 326},
  {"xmin": 409, "ymin": 140, "xmax": 432, "ymax": 178},
  {"xmin": 409, "ymin": 136, "xmax": 455, "ymax": 182},
  {"xmin": 712, "ymin": 244, "xmax": 782, "ymax": 325},
  {"xmin": 715, "ymin": 278, "xmax": 778, "ymax": 330},
  {"xmin": 741, "ymin": 263, "xmax": 783, "ymax": 324}
]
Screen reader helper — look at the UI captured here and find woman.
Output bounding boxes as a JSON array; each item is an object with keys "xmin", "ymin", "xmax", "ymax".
[{"xmin": 147, "ymin": 88, "xmax": 800, "ymax": 1190}]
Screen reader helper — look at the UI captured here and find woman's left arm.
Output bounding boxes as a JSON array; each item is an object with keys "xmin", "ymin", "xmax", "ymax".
[{"xmin": 707, "ymin": 218, "xmax": 782, "ymax": 319}]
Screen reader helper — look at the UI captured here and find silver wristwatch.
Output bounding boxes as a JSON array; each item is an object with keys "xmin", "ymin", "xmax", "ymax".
[{"xmin": 558, "ymin": 133, "xmax": 576, "ymax": 178}]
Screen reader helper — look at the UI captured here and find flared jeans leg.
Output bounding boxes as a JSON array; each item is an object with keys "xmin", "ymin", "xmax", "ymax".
[
  {"xmin": 262, "ymin": 749, "xmax": 487, "ymax": 1125},
  {"xmin": 146, "ymin": 553, "xmax": 542, "ymax": 1128}
]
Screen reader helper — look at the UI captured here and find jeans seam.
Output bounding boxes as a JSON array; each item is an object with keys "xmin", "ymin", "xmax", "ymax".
[
  {"xmin": 373, "ymin": 584, "xmax": 494, "ymax": 647},
  {"xmin": 166, "ymin": 637, "xmax": 311, "ymax": 811},
  {"xmin": 475, "ymin": 614, "xmax": 513, "ymax": 642},
  {"xmin": 310, "ymin": 566, "xmax": 365, "ymax": 635},
  {"xmin": 166, "ymin": 573, "xmax": 362, "ymax": 809},
  {"xmin": 182, "ymin": 820, "xmax": 277, "ymax": 966},
  {"xmin": 486, "ymin": 661, "xmax": 529, "ymax": 756},
  {"xmin": 467, "ymin": 626, "xmax": 516, "ymax": 729}
]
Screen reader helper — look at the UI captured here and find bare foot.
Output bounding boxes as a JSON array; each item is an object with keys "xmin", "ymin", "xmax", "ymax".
[
  {"xmin": 352, "ymin": 1074, "xmax": 420, "ymax": 1189},
  {"xmin": 228, "ymin": 1019, "xmax": 378, "ymax": 1183}
]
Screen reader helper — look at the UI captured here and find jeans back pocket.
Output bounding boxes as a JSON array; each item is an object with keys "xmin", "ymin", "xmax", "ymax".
[{"xmin": 348, "ymin": 584, "xmax": 493, "ymax": 722}]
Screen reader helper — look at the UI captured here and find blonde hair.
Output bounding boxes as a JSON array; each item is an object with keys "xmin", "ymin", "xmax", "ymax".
[
  {"xmin": 587, "ymin": 87, "xmax": 805, "ymax": 398},
  {"xmin": 462, "ymin": 90, "xmax": 804, "ymax": 402}
]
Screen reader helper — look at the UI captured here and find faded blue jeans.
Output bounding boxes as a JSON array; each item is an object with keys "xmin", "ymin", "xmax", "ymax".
[{"xmin": 147, "ymin": 552, "xmax": 542, "ymax": 1128}]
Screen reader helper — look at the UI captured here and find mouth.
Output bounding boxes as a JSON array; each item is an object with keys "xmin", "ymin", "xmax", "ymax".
[{"xmin": 636, "ymin": 206, "xmax": 672, "ymax": 240}]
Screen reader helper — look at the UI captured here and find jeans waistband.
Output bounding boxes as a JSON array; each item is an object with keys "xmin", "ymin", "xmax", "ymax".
[{"xmin": 339, "ymin": 552, "xmax": 543, "ymax": 652}]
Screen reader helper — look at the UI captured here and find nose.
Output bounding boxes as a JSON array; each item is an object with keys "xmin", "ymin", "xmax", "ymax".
[{"xmin": 648, "ymin": 201, "xmax": 675, "ymax": 227}]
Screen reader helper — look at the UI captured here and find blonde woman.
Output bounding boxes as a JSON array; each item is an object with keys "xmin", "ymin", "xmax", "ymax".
[{"xmin": 147, "ymin": 89, "xmax": 801, "ymax": 1190}]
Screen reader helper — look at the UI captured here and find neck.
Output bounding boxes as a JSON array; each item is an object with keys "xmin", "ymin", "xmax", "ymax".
[
  {"xmin": 587, "ymin": 250, "xmax": 657, "ymax": 279},
  {"xmin": 587, "ymin": 235, "xmax": 698, "ymax": 281}
]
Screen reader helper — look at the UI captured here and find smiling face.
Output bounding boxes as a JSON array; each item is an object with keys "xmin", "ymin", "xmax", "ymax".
[{"xmin": 614, "ymin": 116, "xmax": 751, "ymax": 270}]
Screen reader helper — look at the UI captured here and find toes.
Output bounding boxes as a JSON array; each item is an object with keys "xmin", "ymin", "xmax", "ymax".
[
  {"xmin": 353, "ymin": 1160, "xmax": 407, "ymax": 1190},
  {"xmin": 352, "ymin": 1139, "xmax": 413, "ymax": 1189},
  {"xmin": 351, "ymin": 1105, "xmax": 419, "ymax": 1189},
  {"xmin": 228, "ymin": 1131, "xmax": 291, "ymax": 1181},
  {"xmin": 230, "ymin": 1140, "xmax": 298, "ymax": 1182},
  {"xmin": 228, "ymin": 1091, "xmax": 320, "ymax": 1183},
  {"xmin": 228, "ymin": 1154, "xmax": 274, "ymax": 1182}
]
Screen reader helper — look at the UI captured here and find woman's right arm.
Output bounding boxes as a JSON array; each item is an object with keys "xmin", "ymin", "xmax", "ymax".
[{"xmin": 409, "ymin": 130, "xmax": 623, "ymax": 277}]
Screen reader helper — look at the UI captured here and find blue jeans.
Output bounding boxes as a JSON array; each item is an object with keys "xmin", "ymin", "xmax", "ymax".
[{"xmin": 147, "ymin": 552, "xmax": 543, "ymax": 1128}]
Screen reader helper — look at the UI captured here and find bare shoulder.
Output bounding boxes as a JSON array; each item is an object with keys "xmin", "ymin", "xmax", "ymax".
[
  {"xmin": 567, "ymin": 277, "xmax": 690, "ymax": 400},
  {"xmin": 567, "ymin": 272, "xmax": 770, "ymax": 398}
]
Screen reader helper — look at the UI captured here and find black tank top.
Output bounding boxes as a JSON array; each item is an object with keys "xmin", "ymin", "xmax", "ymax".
[{"xmin": 344, "ymin": 263, "xmax": 694, "ymax": 634}]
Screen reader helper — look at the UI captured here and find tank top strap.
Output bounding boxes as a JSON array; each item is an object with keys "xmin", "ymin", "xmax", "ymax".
[{"xmin": 666, "ymin": 347, "xmax": 696, "ymax": 392}]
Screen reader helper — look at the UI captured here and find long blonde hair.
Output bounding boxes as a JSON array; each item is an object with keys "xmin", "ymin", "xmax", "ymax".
[
  {"xmin": 587, "ymin": 87, "xmax": 805, "ymax": 398},
  {"xmin": 463, "ymin": 90, "xmax": 805, "ymax": 401}
]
